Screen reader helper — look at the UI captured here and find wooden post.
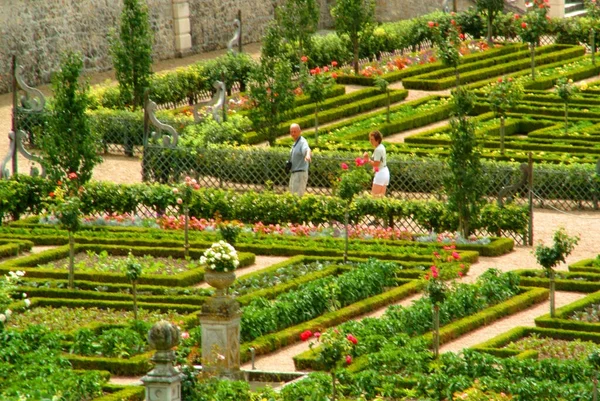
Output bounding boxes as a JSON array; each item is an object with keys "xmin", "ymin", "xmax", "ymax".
[
  {"xmin": 11, "ymin": 55, "xmax": 18, "ymax": 176},
  {"xmin": 528, "ymin": 152, "xmax": 534, "ymax": 246},
  {"xmin": 237, "ymin": 9, "xmax": 243, "ymax": 54},
  {"xmin": 433, "ymin": 304, "xmax": 440, "ymax": 358}
]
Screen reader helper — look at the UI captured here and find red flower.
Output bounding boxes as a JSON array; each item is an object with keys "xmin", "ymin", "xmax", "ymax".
[
  {"xmin": 300, "ymin": 330, "xmax": 313, "ymax": 341},
  {"xmin": 347, "ymin": 334, "xmax": 358, "ymax": 345},
  {"xmin": 301, "ymin": 56, "xmax": 308, "ymax": 63},
  {"xmin": 433, "ymin": 251, "xmax": 440, "ymax": 258},
  {"xmin": 332, "ymin": 72, "xmax": 338, "ymax": 79},
  {"xmin": 498, "ymin": 77, "xmax": 503, "ymax": 83},
  {"xmin": 57, "ymin": 180, "xmax": 62, "ymax": 186},
  {"xmin": 49, "ymin": 192, "xmax": 55, "ymax": 198},
  {"xmin": 428, "ymin": 21, "xmax": 435, "ymax": 28},
  {"xmin": 424, "ymin": 273, "xmax": 430, "ymax": 281},
  {"xmin": 459, "ymin": 33, "xmax": 465, "ymax": 40},
  {"xmin": 430, "ymin": 265, "xmax": 439, "ymax": 278},
  {"xmin": 452, "ymin": 251, "xmax": 460, "ymax": 260},
  {"xmin": 68, "ymin": 172, "xmax": 78, "ymax": 180},
  {"xmin": 331, "ymin": 61, "xmax": 338, "ymax": 67},
  {"xmin": 341, "ymin": 162, "xmax": 349, "ymax": 170},
  {"xmin": 374, "ymin": 166, "xmax": 379, "ymax": 173},
  {"xmin": 323, "ymin": 66, "xmax": 329, "ymax": 72},
  {"xmin": 315, "ymin": 67, "xmax": 321, "ymax": 74},
  {"xmin": 514, "ymin": 14, "xmax": 520, "ymax": 20},
  {"xmin": 521, "ymin": 22, "xmax": 527, "ymax": 29},
  {"xmin": 450, "ymin": 19, "xmax": 456, "ymax": 25},
  {"xmin": 310, "ymin": 69, "xmax": 316, "ymax": 75},
  {"xmin": 346, "ymin": 355, "xmax": 353, "ymax": 364},
  {"xmin": 458, "ymin": 271, "xmax": 464, "ymax": 277},
  {"xmin": 355, "ymin": 157, "xmax": 365, "ymax": 167}
]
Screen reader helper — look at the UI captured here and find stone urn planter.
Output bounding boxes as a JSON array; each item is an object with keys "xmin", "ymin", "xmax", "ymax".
[{"xmin": 204, "ymin": 270, "xmax": 236, "ymax": 297}]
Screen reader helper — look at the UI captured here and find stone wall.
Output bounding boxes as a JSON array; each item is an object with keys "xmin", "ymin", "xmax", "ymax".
[
  {"xmin": 0, "ymin": 0, "xmax": 475, "ymax": 94},
  {"xmin": 0, "ymin": 0, "xmax": 176, "ymax": 94}
]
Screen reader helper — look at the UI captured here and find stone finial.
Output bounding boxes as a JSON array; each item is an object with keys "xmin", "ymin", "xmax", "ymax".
[{"xmin": 148, "ymin": 320, "xmax": 181, "ymax": 351}]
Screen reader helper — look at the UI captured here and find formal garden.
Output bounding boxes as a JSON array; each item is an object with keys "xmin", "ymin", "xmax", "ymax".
[{"xmin": 3, "ymin": 0, "xmax": 600, "ymax": 399}]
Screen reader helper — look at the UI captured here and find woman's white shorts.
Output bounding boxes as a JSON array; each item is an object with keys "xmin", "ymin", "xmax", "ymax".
[{"xmin": 373, "ymin": 166, "xmax": 390, "ymax": 186}]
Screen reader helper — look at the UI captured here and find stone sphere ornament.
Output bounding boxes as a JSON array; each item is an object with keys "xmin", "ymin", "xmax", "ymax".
[{"xmin": 148, "ymin": 320, "xmax": 180, "ymax": 351}]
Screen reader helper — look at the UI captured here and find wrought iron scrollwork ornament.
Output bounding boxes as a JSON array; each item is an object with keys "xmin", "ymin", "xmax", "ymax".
[
  {"xmin": 227, "ymin": 19, "xmax": 241, "ymax": 54},
  {"xmin": 0, "ymin": 130, "xmax": 46, "ymax": 180},
  {"xmin": 193, "ymin": 81, "xmax": 226, "ymax": 123},
  {"xmin": 497, "ymin": 163, "xmax": 529, "ymax": 207},
  {"xmin": 145, "ymin": 101, "xmax": 178, "ymax": 147},
  {"xmin": 16, "ymin": 66, "xmax": 45, "ymax": 112}
]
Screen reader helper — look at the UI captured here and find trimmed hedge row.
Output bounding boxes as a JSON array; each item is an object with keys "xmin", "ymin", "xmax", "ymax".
[
  {"xmin": 403, "ymin": 45, "xmax": 585, "ymax": 91},
  {"xmin": 0, "ymin": 180, "xmax": 530, "ymax": 240},
  {"xmin": 92, "ymin": 386, "xmax": 144, "ymax": 401},
  {"xmin": 535, "ymin": 291, "xmax": 600, "ymax": 333},
  {"xmin": 0, "ymin": 243, "xmax": 255, "ymax": 286},
  {"xmin": 244, "ymin": 89, "xmax": 409, "ymax": 143},
  {"xmin": 294, "ymin": 286, "xmax": 548, "ymax": 371},
  {"xmin": 471, "ymin": 326, "xmax": 600, "ymax": 359},
  {"xmin": 516, "ymin": 269, "xmax": 600, "ymax": 293},
  {"xmin": 334, "ymin": 44, "xmax": 528, "ymax": 86},
  {"xmin": 68, "ymin": 352, "xmax": 152, "ymax": 377},
  {"xmin": 569, "ymin": 258, "xmax": 600, "ymax": 273},
  {"xmin": 0, "ymin": 239, "xmax": 33, "ymax": 258},
  {"xmin": 241, "ymin": 280, "xmax": 420, "ymax": 363}
]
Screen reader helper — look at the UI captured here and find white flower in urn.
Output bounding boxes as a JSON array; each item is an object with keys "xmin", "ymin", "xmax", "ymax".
[{"xmin": 200, "ymin": 241, "xmax": 239, "ymax": 273}]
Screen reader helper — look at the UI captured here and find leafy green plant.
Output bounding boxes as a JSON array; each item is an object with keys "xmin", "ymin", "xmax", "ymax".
[
  {"xmin": 218, "ymin": 222, "xmax": 242, "ymax": 246},
  {"xmin": 247, "ymin": 58, "xmax": 296, "ymax": 145},
  {"xmin": 309, "ymin": 329, "xmax": 358, "ymax": 401},
  {"xmin": 299, "ymin": 59, "xmax": 335, "ymax": 144},
  {"xmin": 535, "ymin": 227, "xmax": 579, "ymax": 317},
  {"xmin": 109, "ymin": 0, "xmax": 153, "ymax": 110},
  {"xmin": 125, "ymin": 252, "xmax": 143, "ymax": 320},
  {"xmin": 275, "ymin": 0, "xmax": 320, "ymax": 59},
  {"xmin": 331, "ymin": 0, "xmax": 376, "ymax": 74},
  {"xmin": 515, "ymin": 0, "xmax": 550, "ymax": 81},
  {"xmin": 427, "ymin": 18, "xmax": 464, "ymax": 87},
  {"xmin": 445, "ymin": 87, "xmax": 484, "ymax": 238},
  {"xmin": 475, "ymin": 0, "xmax": 505, "ymax": 45},
  {"xmin": 554, "ymin": 77, "xmax": 580, "ymax": 135},
  {"xmin": 40, "ymin": 51, "xmax": 102, "ymax": 185},
  {"xmin": 487, "ymin": 76, "xmax": 524, "ymax": 154}
]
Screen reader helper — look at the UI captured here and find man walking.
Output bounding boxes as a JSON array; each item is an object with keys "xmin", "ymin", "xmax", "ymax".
[{"xmin": 288, "ymin": 123, "xmax": 311, "ymax": 196}]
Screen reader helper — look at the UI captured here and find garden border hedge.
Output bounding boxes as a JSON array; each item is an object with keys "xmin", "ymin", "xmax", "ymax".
[
  {"xmin": 293, "ymin": 286, "xmax": 548, "ymax": 371},
  {"xmin": 470, "ymin": 326, "xmax": 600, "ymax": 359},
  {"xmin": 515, "ymin": 269, "xmax": 600, "ymax": 293},
  {"xmin": 0, "ymin": 243, "xmax": 255, "ymax": 286},
  {"xmin": 535, "ymin": 290, "xmax": 600, "ymax": 333}
]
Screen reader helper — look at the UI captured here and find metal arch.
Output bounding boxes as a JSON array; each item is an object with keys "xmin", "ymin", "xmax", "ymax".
[
  {"xmin": 227, "ymin": 19, "xmax": 241, "ymax": 54},
  {"xmin": 16, "ymin": 66, "xmax": 45, "ymax": 112},
  {"xmin": 146, "ymin": 100, "xmax": 179, "ymax": 147},
  {"xmin": 192, "ymin": 81, "xmax": 226, "ymax": 123},
  {"xmin": 0, "ymin": 130, "xmax": 46, "ymax": 180}
]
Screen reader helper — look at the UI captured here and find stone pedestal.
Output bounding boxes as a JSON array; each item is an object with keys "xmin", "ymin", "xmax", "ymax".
[
  {"xmin": 142, "ymin": 321, "xmax": 183, "ymax": 401},
  {"xmin": 172, "ymin": 0, "xmax": 192, "ymax": 57},
  {"xmin": 199, "ymin": 296, "xmax": 242, "ymax": 379}
]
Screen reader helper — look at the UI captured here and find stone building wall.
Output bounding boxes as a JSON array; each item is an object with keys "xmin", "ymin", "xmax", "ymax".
[
  {"xmin": 0, "ymin": 0, "xmax": 475, "ymax": 94},
  {"xmin": 0, "ymin": 0, "xmax": 176, "ymax": 93}
]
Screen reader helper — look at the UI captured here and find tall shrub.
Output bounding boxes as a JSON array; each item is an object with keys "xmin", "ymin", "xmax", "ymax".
[
  {"xmin": 445, "ymin": 87, "xmax": 485, "ymax": 238},
  {"xmin": 110, "ymin": 0, "xmax": 153, "ymax": 109},
  {"xmin": 276, "ymin": 0, "xmax": 320, "ymax": 59},
  {"xmin": 40, "ymin": 51, "xmax": 102, "ymax": 185},
  {"xmin": 487, "ymin": 76, "xmax": 524, "ymax": 155},
  {"xmin": 247, "ymin": 59, "xmax": 296, "ymax": 145},
  {"xmin": 475, "ymin": 0, "xmax": 505, "ymax": 45},
  {"xmin": 515, "ymin": 0, "xmax": 550, "ymax": 81},
  {"xmin": 331, "ymin": 0, "xmax": 376, "ymax": 74}
]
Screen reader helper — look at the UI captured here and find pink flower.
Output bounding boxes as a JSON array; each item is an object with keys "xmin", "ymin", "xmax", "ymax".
[
  {"xmin": 341, "ymin": 162, "xmax": 349, "ymax": 170},
  {"xmin": 323, "ymin": 66, "xmax": 329, "ymax": 72},
  {"xmin": 181, "ymin": 332, "xmax": 190, "ymax": 339},
  {"xmin": 176, "ymin": 198, "xmax": 183, "ymax": 205},
  {"xmin": 314, "ymin": 332, "xmax": 321, "ymax": 338},
  {"xmin": 310, "ymin": 69, "xmax": 316, "ymax": 75},
  {"xmin": 428, "ymin": 21, "xmax": 435, "ymax": 28},
  {"xmin": 331, "ymin": 61, "xmax": 338, "ymax": 67},
  {"xmin": 301, "ymin": 56, "xmax": 308, "ymax": 63},
  {"xmin": 68, "ymin": 172, "xmax": 78, "ymax": 180},
  {"xmin": 458, "ymin": 271, "xmax": 464, "ymax": 277},
  {"xmin": 347, "ymin": 334, "xmax": 358, "ymax": 345},
  {"xmin": 346, "ymin": 355, "xmax": 353, "ymax": 364},
  {"xmin": 452, "ymin": 251, "xmax": 460, "ymax": 260},
  {"xmin": 173, "ymin": 188, "xmax": 179, "ymax": 194},
  {"xmin": 374, "ymin": 167, "xmax": 379, "ymax": 173},
  {"xmin": 355, "ymin": 157, "xmax": 365, "ymax": 167}
]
